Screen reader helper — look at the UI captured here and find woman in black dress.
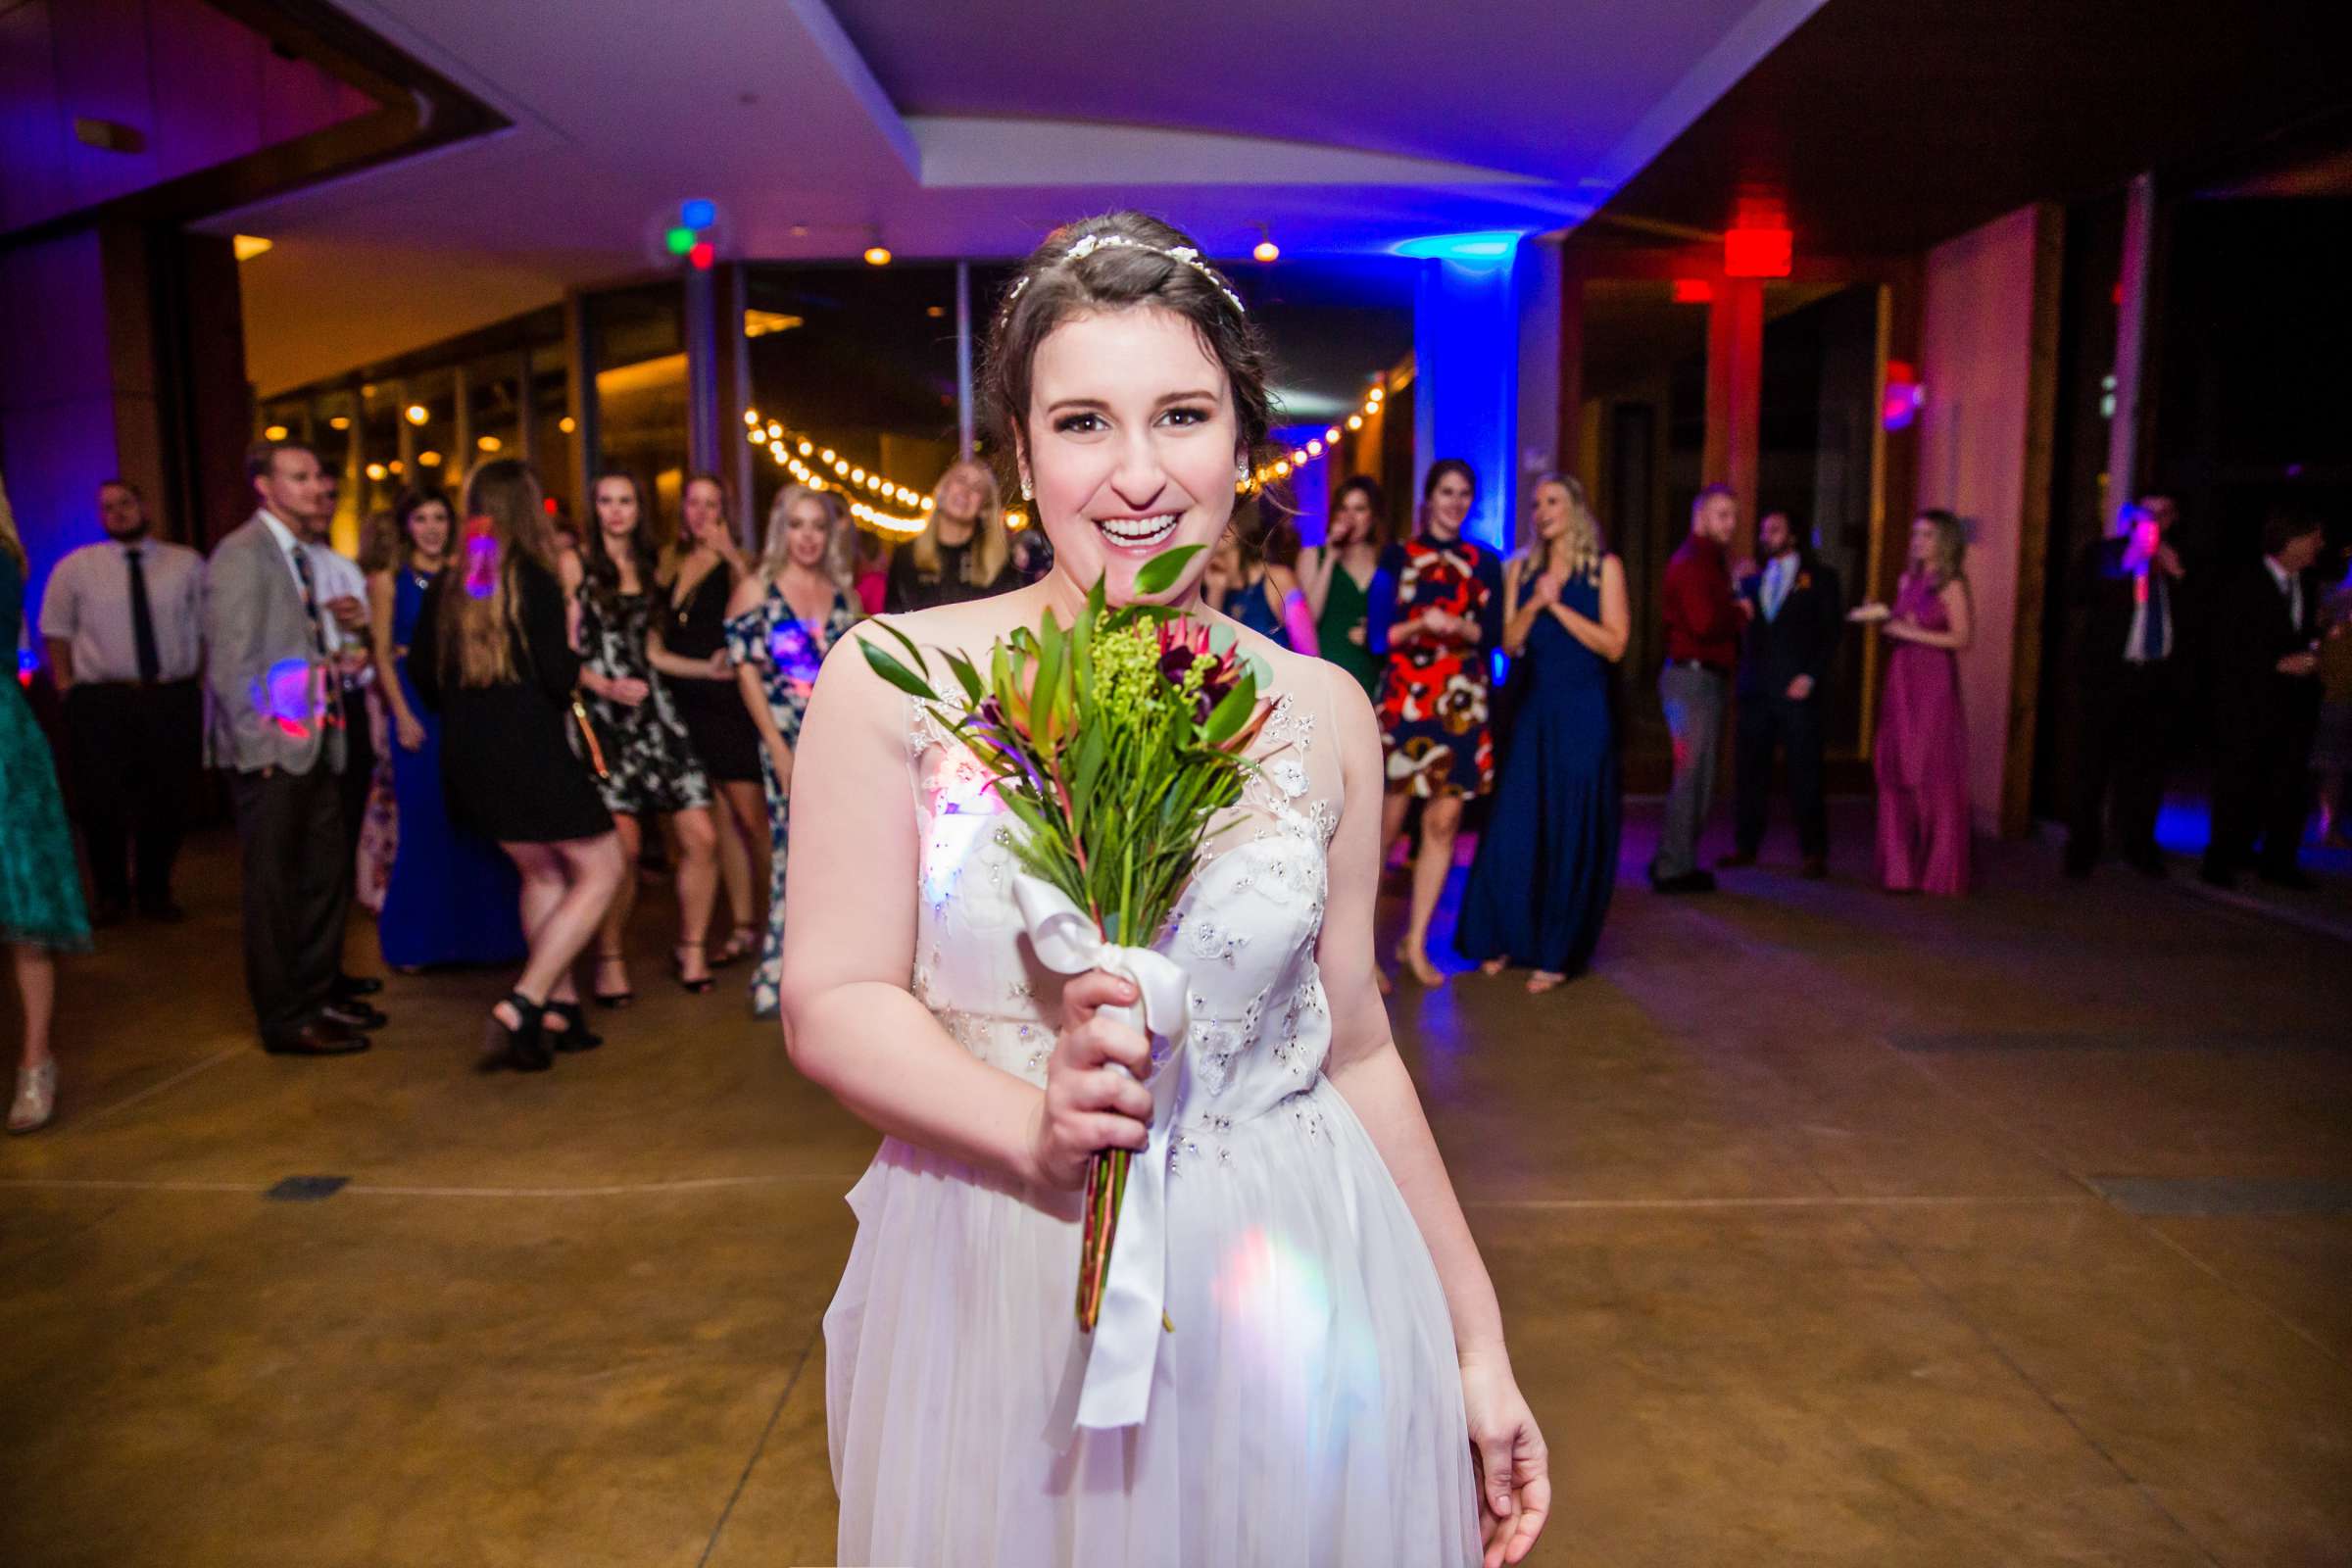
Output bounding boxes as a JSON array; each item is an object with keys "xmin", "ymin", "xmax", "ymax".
[
  {"xmin": 884, "ymin": 459, "xmax": 1017, "ymax": 612},
  {"xmin": 566, "ymin": 467, "xmax": 719, "ymax": 1001},
  {"xmin": 411, "ymin": 458, "xmax": 624, "ymax": 1068},
  {"xmin": 650, "ymin": 472, "xmax": 764, "ymax": 965}
]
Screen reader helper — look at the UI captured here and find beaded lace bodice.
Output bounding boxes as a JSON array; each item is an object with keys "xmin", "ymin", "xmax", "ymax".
[{"xmin": 903, "ymin": 681, "xmax": 1344, "ymax": 1134}]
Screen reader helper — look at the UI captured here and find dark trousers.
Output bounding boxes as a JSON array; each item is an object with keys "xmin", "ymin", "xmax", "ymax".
[
  {"xmin": 337, "ymin": 688, "xmax": 377, "ymax": 861},
  {"xmin": 1734, "ymin": 693, "xmax": 1827, "ymax": 858},
  {"xmin": 2205, "ymin": 712, "xmax": 2315, "ymax": 877},
  {"xmin": 227, "ymin": 764, "xmax": 350, "ymax": 1046},
  {"xmin": 2067, "ymin": 662, "xmax": 2169, "ymax": 868},
  {"xmin": 63, "ymin": 679, "xmax": 203, "ymax": 908}
]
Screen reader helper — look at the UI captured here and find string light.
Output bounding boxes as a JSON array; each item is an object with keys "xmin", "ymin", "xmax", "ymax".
[
  {"xmin": 742, "ymin": 409, "xmax": 935, "ymax": 538},
  {"xmin": 1242, "ymin": 379, "xmax": 1388, "ymax": 495}
]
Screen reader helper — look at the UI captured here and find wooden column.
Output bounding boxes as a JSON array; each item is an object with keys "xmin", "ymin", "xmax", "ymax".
[
  {"xmin": 1704, "ymin": 276, "xmax": 1765, "ymax": 549},
  {"xmin": 2000, "ymin": 204, "xmax": 2068, "ymax": 838}
]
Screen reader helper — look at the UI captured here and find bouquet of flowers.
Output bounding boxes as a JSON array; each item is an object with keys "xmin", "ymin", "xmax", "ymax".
[{"xmin": 859, "ymin": 545, "xmax": 1274, "ymax": 1337}]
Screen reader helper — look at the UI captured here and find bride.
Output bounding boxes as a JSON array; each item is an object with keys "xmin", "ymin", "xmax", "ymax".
[{"xmin": 781, "ymin": 211, "xmax": 1548, "ymax": 1568}]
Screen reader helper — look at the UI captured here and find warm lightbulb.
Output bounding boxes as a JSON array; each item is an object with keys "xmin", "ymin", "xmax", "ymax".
[
  {"xmin": 798, "ymin": 441, "xmax": 812, "ymax": 456},
  {"xmin": 767, "ymin": 422, "xmax": 782, "ymax": 438},
  {"xmin": 476, "ymin": 435, "xmax": 501, "ymax": 452},
  {"xmin": 558, "ymin": 416, "xmax": 576, "ymax": 434},
  {"xmin": 1325, "ymin": 426, "xmax": 1342, "ymax": 443},
  {"xmin": 863, "ymin": 246, "xmax": 893, "ymax": 267},
  {"xmin": 232, "ymin": 234, "xmax": 273, "ymax": 262},
  {"xmin": 263, "ymin": 423, "xmax": 289, "ymax": 441},
  {"xmin": 851, "ymin": 466, "xmax": 866, "ymax": 483},
  {"xmin": 920, "ymin": 497, "xmax": 935, "ymax": 512},
  {"xmin": 1347, "ymin": 415, "xmax": 1363, "ymax": 430},
  {"xmin": 365, "ymin": 463, "xmax": 387, "ymax": 481},
  {"xmin": 819, "ymin": 448, "xmax": 835, "ymax": 463},
  {"xmin": 1252, "ymin": 239, "xmax": 1279, "ymax": 264},
  {"xmin": 388, "ymin": 461, "xmax": 405, "ymax": 475},
  {"xmin": 1306, "ymin": 440, "xmax": 1323, "ymax": 457},
  {"xmin": 417, "ymin": 451, "xmax": 441, "ymax": 466},
  {"xmin": 405, "ymin": 404, "xmax": 428, "ymax": 425},
  {"xmin": 744, "ymin": 409, "xmax": 760, "ymax": 425},
  {"xmin": 1274, "ymin": 461, "xmax": 1291, "ymax": 477},
  {"xmin": 328, "ymin": 416, "xmax": 351, "ymax": 431}
]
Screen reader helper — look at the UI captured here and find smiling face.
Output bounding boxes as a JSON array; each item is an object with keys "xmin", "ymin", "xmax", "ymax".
[
  {"xmin": 681, "ymin": 477, "xmax": 725, "ymax": 547},
  {"xmin": 1023, "ymin": 305, "xmax": 1242, "ymax": 605},
  {"xmin": 405, "ymin": 498, "xmax": 452, "ymax": 562},
  {"xmin": 1532, "ymin": 480, "xmax": 1571, "ymax": 543},
  {"xmin": 935, "ymin": 466, "xmax": 985, "ymax": 525},
  {"xmin": 1909, "ymin": 516, "xmax": 1939, "ymax": 569},
  {"xmin": 1424, "ymin": 469, "xmax": 1473, "ymax": 540},
  {"xmin": 784, "ymin": 494, "xmax": 833, "ymax": 570}
]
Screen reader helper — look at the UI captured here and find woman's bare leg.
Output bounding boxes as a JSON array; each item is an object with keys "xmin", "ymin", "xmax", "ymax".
[
  {"xmin": 670, "ymin": 805, "xmax": 718, "ymax": 982},
  {"xmin": 1401, "ymin": 794, "xmax": 1461, "ymax": 986}
]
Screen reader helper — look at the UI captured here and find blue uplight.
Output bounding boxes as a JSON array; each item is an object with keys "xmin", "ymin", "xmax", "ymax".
[
  {"xmin": 680, "ymin": 198, "xmax": 717, "ymax": 230},
  {"xmin": 1392, "ymin": 231, "xmax": 1524, "ymax": 262}
]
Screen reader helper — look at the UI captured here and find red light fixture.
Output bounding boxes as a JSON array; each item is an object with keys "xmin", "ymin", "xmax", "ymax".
[
  {"xmin": 689, "ymin": 240, "xmax": 715, "ymax": 271},
  {"xmin": 1671, "ymin": 278, "xmax": 1714, "ymax": 304},
  {"xmin": 542, "ymin": 496, "xmax": 560, "ymax": 515},
  {"xmin": 1724, "ymin": 226, "xmax": 1792, "ymax": 278},
  {"xmin": 1881, "ymin": 359, "xmax": 1923, "ymax": 431}
]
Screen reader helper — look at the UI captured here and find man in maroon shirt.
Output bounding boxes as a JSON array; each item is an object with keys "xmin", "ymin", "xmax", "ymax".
[{"xmin": 1652, "ymin": 484, "xmax": 1748, "ymax": 892}]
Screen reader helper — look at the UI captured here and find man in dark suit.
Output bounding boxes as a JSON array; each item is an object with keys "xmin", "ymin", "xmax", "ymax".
[
  {"xmin": 2065, "ymin": 495, "xmax": 2183, "ymax": 877},
  {"xmin": 203, "ymin": 440, "xmax": 384, "ymax": 1055},
  {"xmin": 1722, "ymin": 510, "xmax": 1843, "ymax": 878},
  {"xmin": 2200, "ymin": 508, "xmax": 2327, "ymax": 891}
]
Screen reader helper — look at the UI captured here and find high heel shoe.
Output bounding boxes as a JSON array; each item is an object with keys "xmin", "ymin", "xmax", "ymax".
[
  {"xmin": 482, "ymin": 992, "xmax": 551, "ymax": 1073},
  {"xmin": 708, "ymin": 930, "xmax": 757, "ymax": 968},
  {"xmin": 9, "ymin": 1059, "xmax": 56, "ymax": 1134},
  {"xmin": 592, "ymin": 952, "xmax": 635, "ymax": 1009},
  {"xmin": 672, "ymin": 942, "xmax": 715, "ymax": 994},
  {"xmin": 544, "ymin": 1000, "xmax": 603, "ymax": 1053}
]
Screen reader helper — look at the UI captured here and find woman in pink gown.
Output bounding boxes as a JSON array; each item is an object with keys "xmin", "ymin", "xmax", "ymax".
[{"xmin": 1854, "ymin": 511, "xmax": 1975, "ymax": 895}]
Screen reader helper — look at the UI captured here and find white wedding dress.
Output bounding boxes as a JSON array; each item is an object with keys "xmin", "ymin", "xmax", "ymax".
[{"xmin": 824, "ymin": 672, "xmax": 1481, "ymax": 1566}]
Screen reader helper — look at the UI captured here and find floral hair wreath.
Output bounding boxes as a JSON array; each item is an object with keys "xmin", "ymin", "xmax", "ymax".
[{"xmin": 1003, "ymin": 232, "xmax": 1248, "ymax": 317}]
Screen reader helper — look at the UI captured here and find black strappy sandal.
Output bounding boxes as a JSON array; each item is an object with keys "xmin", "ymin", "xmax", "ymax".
[
  {"xmin": 482, "ymin": 992, "xmax": 552, "ymax": 1073},
  {"xmin": 592, "ymin": 951, "xmax": 635, "ymax": 1009},
  {"xmin": 544, "ymin": 999, "xmax": 604, "ymax": 1053},
  {"xmin": 672, "ymin": 941, "xmax": 715, "ymax": 994}
]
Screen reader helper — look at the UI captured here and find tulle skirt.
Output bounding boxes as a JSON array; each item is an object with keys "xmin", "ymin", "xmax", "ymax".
[{"xmin": 824, "ymin": 1076, "xmax": 1481, "ymax": 1567}]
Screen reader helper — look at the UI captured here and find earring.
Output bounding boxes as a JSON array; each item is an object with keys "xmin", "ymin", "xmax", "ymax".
[
  {"xmin": 1019, "ymin": 475, "xmax": 1034, "ymax": 501},
  {"xmin": 1236, "ymin": 459, "xmax": 1251, "ymax": 479}
]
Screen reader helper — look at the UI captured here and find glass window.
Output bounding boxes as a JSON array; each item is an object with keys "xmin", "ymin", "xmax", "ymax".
[{"xmin": 588, "ymin": 283, "xmax": 689, "ymax": 546}]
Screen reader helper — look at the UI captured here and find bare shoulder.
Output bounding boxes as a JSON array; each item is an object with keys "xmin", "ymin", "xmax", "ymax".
[{"xmin": 724, "ymin": 568, "xmax": 766, "ymax": 616}]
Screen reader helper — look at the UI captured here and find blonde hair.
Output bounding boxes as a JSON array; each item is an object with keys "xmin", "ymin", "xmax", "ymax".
[
  {"xmin": 0, "ymin": 468, "xmax": 23, "ymax": 573},
  {"xmin": 437, "ymin": 458, "xmax": 551, "ymax": 687},
  {"xmin": 759, "ymin": 483, "xmax": 853, "ymax": 591},
  {"xmin": 1916, "ymin": 509, "xmax": 1969, "ymax": 588},
  {"xmin": 910, "ymin": 459, "xmax": 1009, "ymax": 587},
  {"xmin": 1518, "ymin": 473, "xmax": 1604, "ymax": 584}
]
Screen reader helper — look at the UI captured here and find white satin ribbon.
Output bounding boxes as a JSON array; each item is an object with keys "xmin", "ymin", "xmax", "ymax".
[{"xmin": 1011, "ymin": 873, "xmax": 1192, "ymax": 1436}]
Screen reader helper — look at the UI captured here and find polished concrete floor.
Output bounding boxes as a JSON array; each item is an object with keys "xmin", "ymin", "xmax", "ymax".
[{"xmin": 3, "ymin": 807, "xmax": 2349, "ymax": 1566}]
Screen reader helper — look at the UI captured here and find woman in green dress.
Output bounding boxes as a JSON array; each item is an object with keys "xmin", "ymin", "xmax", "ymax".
[
  {"xmin": 1298, "ymin": 474, "xmax": 1388, "ymax": 699},
  {"xmin": 0, "ymin": 473, "xmax": 93, "ymax": 1133}
]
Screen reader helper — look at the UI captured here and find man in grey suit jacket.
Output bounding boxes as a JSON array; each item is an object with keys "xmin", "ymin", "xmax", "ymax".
[{"xmin": 205, "ymin": 440, "xmax": 378, "ymax": 1054}]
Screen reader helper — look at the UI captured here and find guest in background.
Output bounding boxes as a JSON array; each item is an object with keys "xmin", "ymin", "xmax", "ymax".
[
  {"xmin": 1369, "ymin": 458, "xmax": 1503, "ymax": 987},
  {"xmin": 850, "ymin": 526, "xmax": 890, "ymax": 616},
  {"xmin": 2064, "ymin": 495, "xmax": 2183, "ymax": 878},
  {"xmin": 1203, "ymin": 517, "xmax": 1316, "ymax": 653},
  {"xmin": 1456, "ymin": 474, "xmax": 1627, "ymax": 993},
  {"xmin": 410, "ymin": 459, "xmax": 623, "ymax": 1068},
  {"xmin": 1652, "ymin": 484, "xmax": 1744, "ymax": 894},
  {"xmin": 2, "ymin": 474, "xmax": 91, "ymax": 1132},
  {"xmin": 366, "ymin": 486, "xmax": 525, "ymax": 972},
  {"xmin": 38, "ymin": 478, "xmax": 206, "ymax": 925},
  {"xmin": 886, "ymin": 459, "xmax": 1015, "ymax": 612},
  {"xmin": 1008, "ymin": 517, "xmax": 1055, "ymax": 584},
  {"xmin": 1298, "ymin": 474, "xmax": 1387, "ymax": 700},
  {"xmin": 651, "ymin": 472, "xmax": 764, "ymax": 967},
  {"xmin": 1852, "ymin": 510, "xmax": 1974, "ymax": 897},
  {"xmin": 298, "ymin": 477, "xmax": 387, "ymax": 1011},
  {"xmin": 569, "ymin": 466, "xmax": 718, "ymax": 1002},
  {"xmin": 726, "ymin": 483, "xmax": 860, "ymax": 1018},
  {"xmin": 205, "ymin": 440, "xmax": 374, "ymax": 1055},
  {"xmin": 352, "ymin": 510, "xmax": 402, "ymax": 913},
  {"xmin": 1724, "ymin": 508, "xmax": 1843, "ymax": 878},
  {"xmin": 2201, "ymin": 508, "xmax": 2328, "ymax": 891},
  {"xmin": 2314, "ymin": 552, "xmax": 2352, "ymax": 850}
]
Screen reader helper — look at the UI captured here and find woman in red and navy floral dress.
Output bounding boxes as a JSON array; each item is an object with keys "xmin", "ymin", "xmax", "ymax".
[{"xmin": 1369, "ymin": 459, "xmax": 1503, "ymax": 988}]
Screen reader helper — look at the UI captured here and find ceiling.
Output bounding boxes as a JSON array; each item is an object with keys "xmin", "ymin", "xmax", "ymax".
[
  {"xmin": 1591, "ymin": 0, "xmax": 2352, "ymax": 257},
  {"xmin": 215, "ymin": 0, "xmax": 1827, "ymax": 392}
]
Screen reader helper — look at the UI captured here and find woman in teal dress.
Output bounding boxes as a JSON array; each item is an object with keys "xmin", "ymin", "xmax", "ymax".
[
  {"xmin": 1, "ymin": 479, "xmax": 92, "ymax": 1133},
  {"xmin": 1298, "ymin": 475, "xmax": 1388, "ymax": 698},
  {"xmin": 1456, "ymin": 474, "xmax": 1629, "ymax": 993},
  {"xmin": 726, "ymin": 483, "xmax": 861, "ymax": 1017}
]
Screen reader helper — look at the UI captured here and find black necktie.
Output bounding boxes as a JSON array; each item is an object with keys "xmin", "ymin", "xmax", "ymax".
[
  {"xmin": 125, "ymin": 546, "xmax": 161, "ymax": 683},
  {"xmin": 289, "ymin": 544, "xmax": 343, "ymax": 730}
]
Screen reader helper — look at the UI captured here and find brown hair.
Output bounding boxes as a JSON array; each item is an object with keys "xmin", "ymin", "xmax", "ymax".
[
  {"xmin": 982, "ymin": 211, "xmax": 1273, "ymax": 501},
  {"xmin": 436, "ymin": 458, "xmax": 550, "ymax": 687},
  {"xmin": 583, "ymin": 466, "xmax": 661, "ymax": 593},
  {"xmin": 1418, "ymin": 459, "xmax": 1477, "ymax": 538},
  {"xmin": 1915, "ymin": 508, "xmax": 1969, "ymax": 588},
  {"xmin": 245, "ymin": 438, "xmax": 319, "ymax": 487}
]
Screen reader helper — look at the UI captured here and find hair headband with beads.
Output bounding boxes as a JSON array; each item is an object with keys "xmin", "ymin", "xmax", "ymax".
[{"xmin": 1004, "ymin": 232, "xmax": 1247, "ymax": 316}]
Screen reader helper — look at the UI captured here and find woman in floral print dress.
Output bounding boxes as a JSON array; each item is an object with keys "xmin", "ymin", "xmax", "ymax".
[
  {"xmin": 726, "ymin": 483, "xmax": 861, "ymax": 1017},
  {"xmin": 1368, "ymin": 459, "xmax": 1502, "ymax": 989}
]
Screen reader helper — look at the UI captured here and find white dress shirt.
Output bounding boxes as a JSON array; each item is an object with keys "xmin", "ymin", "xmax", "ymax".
[
  {"xmin": 2123, "ymin": 568, "xmax": 2172, "ymax": 663},
  {"xmin": 2264, "ymin": 556, "xmax": 2305, "ymax": 634},
  {"xmin": 38, "ymin": 535, "xmax": 207, "ymax": 683},
  {"xmin": 1760, "ymin": 553, "xmax": 1796, "ymax": 621}
]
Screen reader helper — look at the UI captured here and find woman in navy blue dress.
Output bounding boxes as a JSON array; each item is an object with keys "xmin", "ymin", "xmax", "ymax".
[
  {"xmin": 367, "ymin": 487, "xmax": 526, "ymax": 971},
  {"xmin": 1456, "ymin": 474, "xmax": 1628, "ymax": 993}
]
